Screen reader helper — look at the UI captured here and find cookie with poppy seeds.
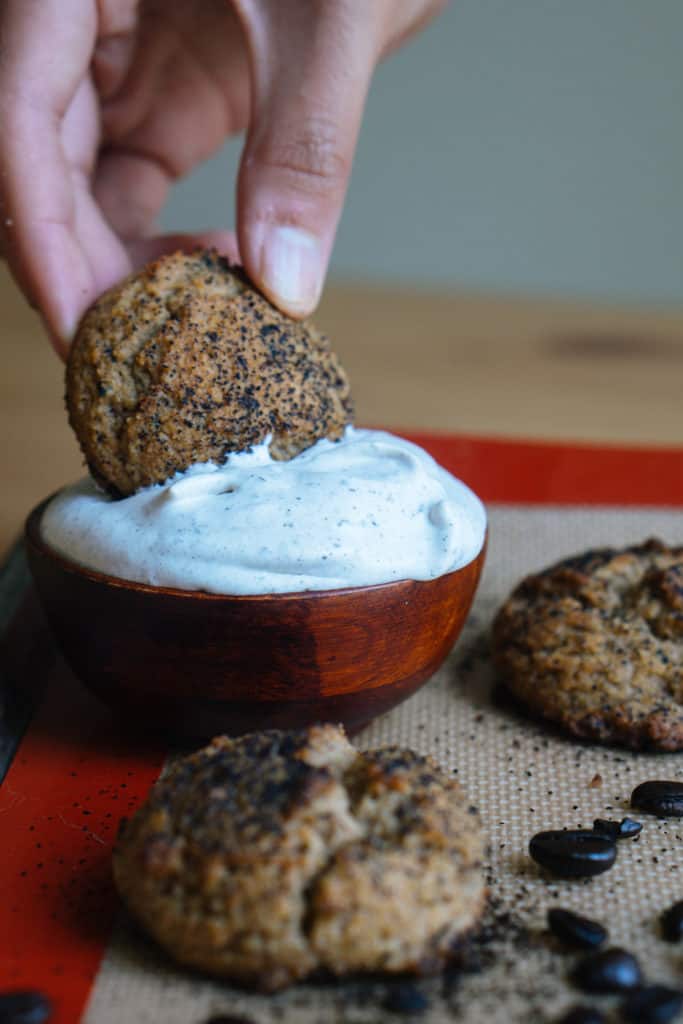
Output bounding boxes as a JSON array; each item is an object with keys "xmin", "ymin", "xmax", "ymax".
[
  {"xmin": 112, "ymin": 725, "xmax": 485, "ymax": 991},
  {"xmin": 493, "ymin": 539, "xmax": 683, "ymax": 750},
  {"xmin": 66, "ymin": 249, "xmax": 353, "ymax": 496}
]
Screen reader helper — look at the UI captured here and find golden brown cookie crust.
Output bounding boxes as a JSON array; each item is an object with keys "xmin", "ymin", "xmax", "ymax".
[
  {"xmin": 112, "ymin": 725, "xmax": 485, "ymax": 990},
  {"xmin": 66, "ymin": 250, "xmax": 353, "ymax": 496},
  {"xmin": 493, "ymin": 539, "xmax": 683, "ymax": 751}
]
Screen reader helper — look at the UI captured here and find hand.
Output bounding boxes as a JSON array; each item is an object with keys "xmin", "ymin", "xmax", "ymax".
[{"xmin": 0, "ymin": 0, "xmax": 444, "ymax": 357}]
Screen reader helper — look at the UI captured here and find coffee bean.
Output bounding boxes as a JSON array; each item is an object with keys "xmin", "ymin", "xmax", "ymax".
[
  {"xmin": 547, "ymin": 908, "xmax": 608, "ymax": 950},
  {"xmin": 571, "ymin": 948, "xmax": 642, "ymax": 994},
  {"xmin": 557, "ymin": 1007, "xmax": 606, "ymax": 1024},
  {"xmin": 383, "ymin": 982, "xmax": 429, "ymax": 1015},
  {"xmin": 631, "ymin": 781, "xmax": 683, "ymax": 817},
  {"xmin": 620, "ymin": 985, "xmax": 683, "ymax": 1023},
  {"xmin": 0, "ymin": 991, "xmax": 51, "ymax": 1024},
  {"xmin": 593, "ymin": 817, "xmax": 643, "ymax": 840},
  {"xmin": 660, "ymin": 900, "xmax": 683, "ymax": 942},
  {"xmin": 618, "ymin": 817, "xmax": 643, "ymax": 838},
  {"xmin": 529, "ymin": 830, "xmax": 617, "ymax": 877}
]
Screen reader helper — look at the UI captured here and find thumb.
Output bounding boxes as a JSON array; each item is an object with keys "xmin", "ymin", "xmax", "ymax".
[{"xmin": 234, "ymin": 1, "xmax": 379, "ymax": 318}]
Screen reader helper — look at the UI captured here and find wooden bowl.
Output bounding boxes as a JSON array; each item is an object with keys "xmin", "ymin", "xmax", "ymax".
[{"xmin": 25, "ymin": 498, "xmax": 485, "ymax": 739}]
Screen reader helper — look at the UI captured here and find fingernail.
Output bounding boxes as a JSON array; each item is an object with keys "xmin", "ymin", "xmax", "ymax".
[{"xmin": 258, "ymin": 225, "xmax": 322, "ymax": 317}]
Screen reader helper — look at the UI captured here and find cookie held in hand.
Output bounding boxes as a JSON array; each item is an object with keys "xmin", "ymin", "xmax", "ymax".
[
  {"xmin": 493, "ymin": 539, "xmax": 683, "ymax": 751},
  {"xmin": 66, "ymin": 250, "xmax": 353, "ymax": 496},
  {"xmin": 113, "ymin": 725, "xmax": 485, "ymax": 991}
]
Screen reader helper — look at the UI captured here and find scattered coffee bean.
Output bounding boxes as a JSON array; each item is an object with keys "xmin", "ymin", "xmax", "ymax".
[
  {"xmin": 619, "ymin": 817, "xmax": 643, "ymax": 838},
  {"xmin": 557, "ymin": 1007, "xmax": 606, "ymax": 1024},
  {"xmin": 0, "ymin": 991, "xmax": 51, "ymax": 1024},
  {"xmin": 631, "ymin": 781, "xmax": 683, "ymax": 817},
  {"xmin": 530, "ymin": 830, "xmax": 617, "ymax": 878},
  {"xmin": 593, "ymin": 817, "xmax": 642, "ymax": 840},
  {"xmin": 548, "ymin": 908, "xmax": 608, "ymax": 950},
  {"xmin": 571, "ymin": 948, "xmax": 642, "ymax": 994},
  {"xmin": 383, "ymin": 982, "xmax": 429, "ymax": 1015},
  {"xmin": 660, "ymin": 900, "xmax": 683, "ymax": 942},
  {"xmin": 620, "ymin": 984, "xmax": 683, "ymax": 1023}
]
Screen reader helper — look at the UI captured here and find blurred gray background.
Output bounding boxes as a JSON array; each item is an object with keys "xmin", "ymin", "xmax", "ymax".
[{"xmin": 161, "ymin": 1, "xmax": 683, "ymax": 304}]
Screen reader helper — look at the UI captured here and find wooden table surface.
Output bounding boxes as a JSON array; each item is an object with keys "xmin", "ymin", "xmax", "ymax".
[{"xmin": 2, "ymin": 267, "xmax": 682, "ymax": 556}]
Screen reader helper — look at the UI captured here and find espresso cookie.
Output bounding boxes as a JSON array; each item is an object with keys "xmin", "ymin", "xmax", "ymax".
[
  {"xmin": 66, "ymin": 250, "xmax": 353, "ymax": 496},
  {"xmin": 493, "ymin": 539, "xmax": 683, "ymax": 751},
  {"xmin": 113, "ymin": 725, "xmax": 485, "ymax": 991}
]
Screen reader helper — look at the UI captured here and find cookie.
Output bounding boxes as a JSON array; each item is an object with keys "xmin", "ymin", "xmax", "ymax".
[
  {"xmin": 112, "ymin": 725, "xmax": 485, "ymax": 990},
  {"xmin": 66, "ymin": 250, "xmax": 353, "ymax": 496},
  {"xmin": 493, "ymin": 539, "xmax": 683, "ymax": 751}
]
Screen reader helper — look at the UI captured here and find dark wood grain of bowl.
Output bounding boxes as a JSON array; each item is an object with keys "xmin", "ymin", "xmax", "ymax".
[{"xmin": 25, "ymin": 499, "xmax": 485, "ymax": 739}]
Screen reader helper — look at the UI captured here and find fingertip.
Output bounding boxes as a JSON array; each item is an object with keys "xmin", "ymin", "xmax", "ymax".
[
  {"xmin": 242, "ymin": 221, "xmax": 325, "ymax": 319},
  {"xmin": 46, "ymin": 327, "xmax": 71, "ymax": 363},
  {"xmin": 44, "ymin": 275, "xmax": 91, "ymax": 351},
  {"xmin": 37, "ymin": 284, "xmax": 84, "ymax": 358},
  {"xmin": 4, "ymin": 248, "xmax": 85, "ymax": 356}
]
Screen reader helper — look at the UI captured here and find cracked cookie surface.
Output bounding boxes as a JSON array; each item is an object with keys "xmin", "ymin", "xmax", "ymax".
[
  {"xmin": 66, "ymin": 249, "xmax": 353, "ymax": 497},
  {"xmin": 493, "ymin": 539, "xmax": 683, "ymax": 750},
  {"xmin": 112, "ymin": 725, "xmax": 485, "ymax": 990}
]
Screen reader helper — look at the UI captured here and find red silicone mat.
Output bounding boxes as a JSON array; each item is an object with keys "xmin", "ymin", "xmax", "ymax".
[{"xmin": 1, "ymin": 432, "xmax": 682, "ymax": 1023}]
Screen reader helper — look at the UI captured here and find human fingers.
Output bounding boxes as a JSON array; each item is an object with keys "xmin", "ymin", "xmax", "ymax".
[
  {"xmin": 93, "ymin": 148, "xmax": 171, "ymax": 242},
  {"xmin": 0, "ymin": 0, "xmax": 136, "ymax": 351},
  {"xmin": 94, "ymin": 0, "xmax": 250, "ymax": 245},
  {"xmin": 233, "ymin": 0, "xmax": 382, "ymax": 319},
  {"xmin": 375, "ymin": 0, "xmax": 448, "ymax": 58}
]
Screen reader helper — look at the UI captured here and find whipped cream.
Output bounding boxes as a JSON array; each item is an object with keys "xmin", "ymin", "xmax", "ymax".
[{"xmin": 42, "ymin": 428, "xmax": 486, "ymax": 594}]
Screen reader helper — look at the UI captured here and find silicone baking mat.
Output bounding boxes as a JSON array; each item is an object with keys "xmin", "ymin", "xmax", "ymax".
[{"xmin": 2, "ymin": 433, "xmax": 683, "ymax": 1024}]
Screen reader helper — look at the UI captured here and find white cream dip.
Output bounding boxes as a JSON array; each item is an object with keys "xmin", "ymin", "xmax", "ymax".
[{"xmin": 41, "ymin": 428, "xmax": 486, "ymax": 595}]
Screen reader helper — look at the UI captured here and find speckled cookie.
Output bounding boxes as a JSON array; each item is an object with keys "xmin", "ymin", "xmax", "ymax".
[
  {"xmin": 112, "ymin": 725, "xmax": 485, "ymax": 991},
  {"xmin": 66, "ymin": 250, "xmax": 353, "ymax": 496},
  {"xmin": 493, "ymin": 539, "xmax": 683, "ymax": 751}
]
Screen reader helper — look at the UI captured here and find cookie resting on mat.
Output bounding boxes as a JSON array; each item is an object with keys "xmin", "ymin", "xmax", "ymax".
[
  {"xmin": 112, "ymin": 725, "xmax": 485, "ymax": 991},
  {"xmin": 66, "ymin": 249, "xmax": 353, "ymax": 497},
  {"xmin": 493, "ymin": 539, "xmax": 683, "ymax": 751}
]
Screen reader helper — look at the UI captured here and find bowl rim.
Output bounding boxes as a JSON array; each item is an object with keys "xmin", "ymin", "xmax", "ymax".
[{"xmin": 26, "ymin": 496, "xmax": 487, "ymax": 604}]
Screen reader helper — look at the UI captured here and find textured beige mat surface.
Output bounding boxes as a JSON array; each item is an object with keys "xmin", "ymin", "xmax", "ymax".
[{"xmin": 84, "ymin": 506, "xmax": 683, "ymax": 1023}]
